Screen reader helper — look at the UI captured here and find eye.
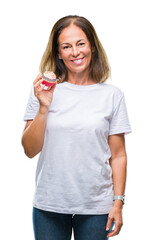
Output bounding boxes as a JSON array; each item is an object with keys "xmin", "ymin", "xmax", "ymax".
[
  {"xmin": 78, "ymin": 42, "xmax": 85, "ymax": 46},
  {"xmin": 63, "ymin": 45, "xmax": 71, "ymax": 49}
]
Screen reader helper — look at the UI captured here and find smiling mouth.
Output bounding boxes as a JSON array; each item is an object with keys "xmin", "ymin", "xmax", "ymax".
[{"xmin": 71, "ymin": 57, "xmax": 84, "ymax": 64}]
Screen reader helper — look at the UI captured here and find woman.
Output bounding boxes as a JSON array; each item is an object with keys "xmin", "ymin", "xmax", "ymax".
[{"xmin": 22, "ymin": 15, "xmax": 131, "ymax": 240}]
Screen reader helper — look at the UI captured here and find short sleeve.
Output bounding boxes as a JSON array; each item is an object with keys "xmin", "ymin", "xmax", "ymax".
[
  {"xmin": 108, "ymin": 94, "xmax": 132, "ymax": 135},
  {"xmin": 23, "ymin": 86, "xmax": 40, "ymax": 121}
]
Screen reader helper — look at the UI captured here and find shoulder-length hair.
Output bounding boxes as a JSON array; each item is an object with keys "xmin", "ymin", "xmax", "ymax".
[{"xmin": 40, "ymin": 15, "xmax": 111, "ymax": 83}]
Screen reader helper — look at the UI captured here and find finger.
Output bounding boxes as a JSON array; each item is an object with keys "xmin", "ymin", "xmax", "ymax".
[
  {"xmin": 35, "ymin": 84, "xmax": 45, "ymax": 98},
  {"xmin": 106, "ymin": 215, "xmax": 113, "ymax": 231},
  {"xmin": 51, "ymin": 82, "xmax": 57, "ymax": 90},
  {"xmin": 107, "ymin": 228, "xmax": 120, "ymax": 238},
  {"xmin": 33, "ymin": 73, "xmax": 42, "ymax": 85},
  {"xmin": 107, "ymin": 222, "xmax": 122, "ymax": 238},
  {"xmin": 107, "ymin": 229, "xmax": 115, "ymax": 238},
  {"xmin": 38, "ymin": 84, "xmax": 46, "ymax": 91},
  {"xmin": 47, "ymin": 82, "xmax": 57, "ymax": 92},
  {"xmin": 34, "ymin": 79, "xmax": 44, "ymax": 89}
]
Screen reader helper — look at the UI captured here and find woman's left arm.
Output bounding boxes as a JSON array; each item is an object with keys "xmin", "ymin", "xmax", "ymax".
[{"xmin": 106, "ymin": 133, "xmax": 127, "ymax": 238}]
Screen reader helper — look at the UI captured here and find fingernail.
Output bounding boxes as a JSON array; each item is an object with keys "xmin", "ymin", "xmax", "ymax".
[{"xmin": 106, "ymin": 227, "xmax": 109, "ymax": 231}]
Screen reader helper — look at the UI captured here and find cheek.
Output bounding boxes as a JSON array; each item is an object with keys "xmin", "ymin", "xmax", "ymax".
[
  {"xmin": 59, "ymin": 50, "xmax": 69, "ymax": 60},
  {"xmin": 85, "ymin": 49, "xmax": 92, "ymax": 62},
  {"xmin": 83, "ymin": 46, "xmax": 92, "ymax": 56}
]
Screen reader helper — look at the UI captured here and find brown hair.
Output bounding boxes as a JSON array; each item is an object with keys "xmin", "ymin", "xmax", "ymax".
[{"xmin": 40, "ymin": 15, "xmax": 111, "ymax": 83}]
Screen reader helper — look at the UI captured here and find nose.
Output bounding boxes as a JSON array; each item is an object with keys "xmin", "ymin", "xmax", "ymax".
[{"xmin": 72, "ymin": 46, "xmax": 80, "ymax": 57}]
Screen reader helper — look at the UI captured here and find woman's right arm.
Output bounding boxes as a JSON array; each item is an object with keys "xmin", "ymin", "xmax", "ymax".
[{"xmin": 22, "ymin": 73, "xmax": 57, "ymax": 158}]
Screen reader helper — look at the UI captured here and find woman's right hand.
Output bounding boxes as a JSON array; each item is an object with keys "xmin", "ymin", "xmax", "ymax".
[{"xmin": 33, "ymin": 73, "xmax": 57, "ymax": 112}]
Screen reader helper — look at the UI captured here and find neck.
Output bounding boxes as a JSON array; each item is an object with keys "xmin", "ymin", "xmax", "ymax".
[{"xmin": 67, "ymin": 71, "xmax": 95, "ymax": 85}]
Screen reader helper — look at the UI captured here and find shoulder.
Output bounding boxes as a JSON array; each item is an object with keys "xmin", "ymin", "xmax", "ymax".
[
  {"xmin": 99, "ymin": 83, "xmax": 125, "ymax": 107},
  {"xmin": 100, "ymin": 83, "xmax": 124, "ymax": 98},
  {"xmin": 99, "ymin": 82, "xmax": 124, "ymax": 96}
]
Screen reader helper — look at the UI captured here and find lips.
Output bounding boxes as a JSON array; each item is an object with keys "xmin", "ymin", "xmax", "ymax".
[{"xmin": 71, "ymin": 57, "xmax": 84, "ymax": 64}]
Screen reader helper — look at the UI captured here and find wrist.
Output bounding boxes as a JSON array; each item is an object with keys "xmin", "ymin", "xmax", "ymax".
[
  {"xmin": 113, "ymin": 195, "xmax": 125, "ymax": 208},
  {"xmin": 113, "ymin": 200, "xmax": 123, "ymax": 209},
  {"xmin": 39, "ymin": 105, "xmax": 49, "ymax": 115}
]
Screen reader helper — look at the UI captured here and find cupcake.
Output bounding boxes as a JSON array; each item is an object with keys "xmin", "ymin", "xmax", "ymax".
[{"xmin": 42, "ymin": 71, "xmax": 57, "ymax": 88}]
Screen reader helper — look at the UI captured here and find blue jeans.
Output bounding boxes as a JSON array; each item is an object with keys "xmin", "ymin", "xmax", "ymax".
[{"xmin": 33, "ymin": 207, "xmax": 113, "ymax": 240}]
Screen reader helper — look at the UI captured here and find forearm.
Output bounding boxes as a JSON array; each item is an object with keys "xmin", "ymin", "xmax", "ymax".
[
  {"xmin": 107, "ymin": 134, "xmax": 127, "ymax": 237},
  {"xmin": 22, "ymin": 107, "xmax": 48, "ymax": 158},
  {"xmin": 110, "ymin": 155, "xmax": 127, "ymax": 208}
]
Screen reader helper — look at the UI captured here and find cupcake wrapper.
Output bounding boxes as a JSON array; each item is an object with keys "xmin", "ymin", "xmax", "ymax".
[{"xmin": 42, "ymin": 80, "xmax": 57, "ymax": 87}]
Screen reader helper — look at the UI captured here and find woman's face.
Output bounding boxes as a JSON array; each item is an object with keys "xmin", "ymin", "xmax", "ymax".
[{"xmin": 58, "ymin": 24, "xmax": 92, "ymax": 75}]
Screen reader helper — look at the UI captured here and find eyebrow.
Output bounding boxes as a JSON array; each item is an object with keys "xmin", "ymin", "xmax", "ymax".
[{"xmin": 60, "ymin": 39, "xmax": 85, "ymax": 45}]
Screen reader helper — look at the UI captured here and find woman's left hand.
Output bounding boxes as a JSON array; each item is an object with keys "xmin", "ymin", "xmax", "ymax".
[{"xmin": 106, "ymin": 205, "xmax": 123, "ymax": 238}]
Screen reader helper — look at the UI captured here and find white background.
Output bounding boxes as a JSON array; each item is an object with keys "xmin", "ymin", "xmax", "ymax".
[{"xmin": 0, "ymin": 0, "xmax": 153, "ymax": 239}]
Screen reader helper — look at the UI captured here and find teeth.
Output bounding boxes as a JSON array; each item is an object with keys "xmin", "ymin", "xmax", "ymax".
[{"xmin": 73, "ymin": 59, "xmax": 82, "ymax": 63}]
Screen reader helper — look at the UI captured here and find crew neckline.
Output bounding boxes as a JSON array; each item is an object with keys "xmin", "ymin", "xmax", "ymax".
[{"xmin": 60, "ymin": 81, "xmax": 100, "ymax": 90}]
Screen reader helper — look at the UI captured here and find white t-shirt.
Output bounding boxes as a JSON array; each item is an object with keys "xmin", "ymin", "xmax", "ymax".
[{"xmin": 24, "ymin": 81, "xmax": 131, "ymax": 215}]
